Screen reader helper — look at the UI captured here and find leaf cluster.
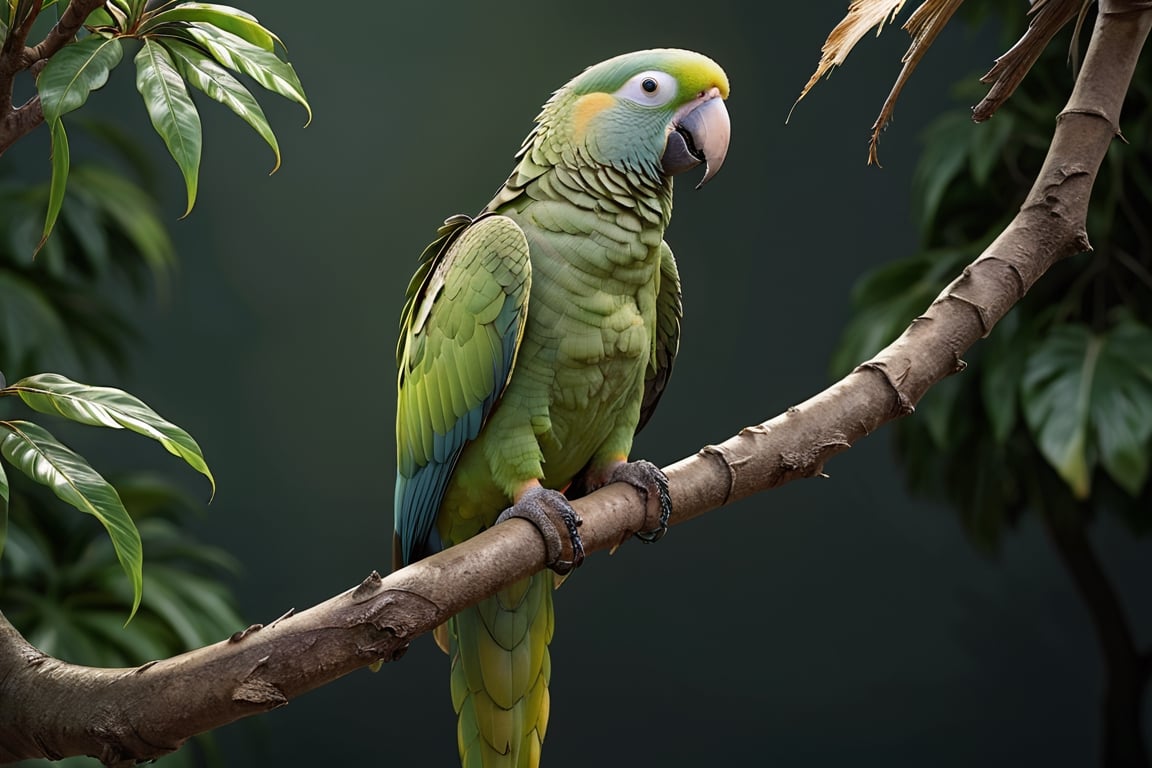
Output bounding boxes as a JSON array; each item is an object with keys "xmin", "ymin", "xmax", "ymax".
[
  {"xmin": 832, "ymin": 10, "xmax": 1152, "ymax": 550},
  {"xmin": 1, "ymin": 471, "xmax": 239, "ymax": 665},
  {"xmin": 34, "ymin": 0, "xmax": 310, "ymax": 244},
  {"xmin": 0, "ymin": 128, "xmax": 173, "ymax": 376},
  {"xmin": 0, "ymin": 1, "xmax": 310, "ymax": 623},
  {"xmin": 2, "ymin": 471, "xmax": 240, "ymax": 767},
  {"xmin": 0, "ymin": 373, "xmax": 214, "ymax": 617}
]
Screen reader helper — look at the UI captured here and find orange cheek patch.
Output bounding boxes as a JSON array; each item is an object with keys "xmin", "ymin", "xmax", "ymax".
[{"xmin": 571, "ymin": 93, "xmax": 615, "ymax": 142}]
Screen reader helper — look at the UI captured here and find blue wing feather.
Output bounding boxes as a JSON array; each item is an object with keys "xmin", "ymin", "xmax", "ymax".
[{"xmin": 393, "ymin": 214, "xmax": 531, "ymax": 567}]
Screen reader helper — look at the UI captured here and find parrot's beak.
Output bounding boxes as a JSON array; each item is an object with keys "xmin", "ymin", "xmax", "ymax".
[{"xmin": 661, "ymin": 88, "xmax": 730, "ymax": 189}]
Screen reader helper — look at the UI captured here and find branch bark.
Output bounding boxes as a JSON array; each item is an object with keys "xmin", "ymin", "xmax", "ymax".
[{"xmin": 1, "ymin": 2, "xmax": 1149, "ymax": 765}]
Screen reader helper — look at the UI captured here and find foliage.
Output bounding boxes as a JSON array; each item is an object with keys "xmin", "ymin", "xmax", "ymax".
[
  {"xmin": 2, "ymin": 471, "xmax": 241, "ymax": 664},
  {"xmin": 0, "ymin": 0, "xmax": 305, "ymax": 742},
  {"xmin": 0, "ymin": 0, "xmax": 310, "ymax": 617},
  {"xmin": 0, "ymin": 138, "xmax": 235, "ymax": 760},
  {"xmin": 35, "ymin": 0, "xmax": 309, "ymax": 242},
  {"xmin": 0, "ymin": 372, "xmax": 214, "ymax": 617},
  {"xmin": 0, "ymin": 114, "xmax": 218, "ymax": 616},
  {"xmin": 831, "ymin": 9, "xmax": 1152, "ymax": 551},
  {"xmin": 0, "ymin": 136, "xmax": 173, "ymax": 376},
  {"xmin": 0, "ymin": 2, "xmax": 294, "ymax": 762},
  {"xmin": 2, "ymin": 471, "xmax": 242, "ymax": 768}
]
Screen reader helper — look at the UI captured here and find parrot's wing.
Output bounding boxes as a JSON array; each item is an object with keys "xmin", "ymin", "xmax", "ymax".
[
  {"xmin": 394, "ymin": 213, "xmax": 531, "ymax": 567},
  {"xmin": 636, "ymin": 241, "xmax": 682, "ymax": 433}
]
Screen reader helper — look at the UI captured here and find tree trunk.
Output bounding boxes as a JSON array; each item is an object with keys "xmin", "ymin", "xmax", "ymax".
[{"xmin": 1044, "ymin": 512, "xmax": 1151, "ymax": 768}]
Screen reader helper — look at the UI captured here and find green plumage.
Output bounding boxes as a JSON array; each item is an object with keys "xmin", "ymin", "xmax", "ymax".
[{"xmin": 395, "ymin": 49, "xmax": 729, "ymax": 767}]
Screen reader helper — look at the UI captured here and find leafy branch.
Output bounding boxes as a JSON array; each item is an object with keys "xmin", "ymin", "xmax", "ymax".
[
  {"xmin": 0, "ymin": 0, "xmax": 309, "ymax": 249},
  {"xmin": 0, "ymin": 1, "xmax": 309, "ymax": 625},
  {"xmin": 0, "ymin": 373, "xmax": 214, "ymax": 617},
  {"xmin": 0, "ymin": 2, "xmax": 1147, "ymax": 764}
]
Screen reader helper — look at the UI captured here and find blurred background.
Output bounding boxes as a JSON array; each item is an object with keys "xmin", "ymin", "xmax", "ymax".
[{"xmin": 2, "ymin": 2, "xmax": 1150, "ymax": 766}]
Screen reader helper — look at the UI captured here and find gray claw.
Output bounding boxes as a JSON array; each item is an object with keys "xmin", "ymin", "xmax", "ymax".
[
  {"xmin": 608, "ymin": 460, "xmax": 672, "ymax": 543},
  {"xmin": 496, "ymin": 486, "xmax": 585, "ymax": 574}
]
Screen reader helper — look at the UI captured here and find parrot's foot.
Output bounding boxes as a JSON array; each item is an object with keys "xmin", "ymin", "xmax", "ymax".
[
  {"xmin": 607, "ymin": 460, "xmax": 672, "ymax": 543},
  {"xmin": 496, "ymin": 486, "xmax": 585, "ymax": 575}
]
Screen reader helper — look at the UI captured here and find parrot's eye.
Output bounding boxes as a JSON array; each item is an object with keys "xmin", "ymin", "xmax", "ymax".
[{"xmin": 615, "ymin": 71, "xmax": 677, "ymax": 108}]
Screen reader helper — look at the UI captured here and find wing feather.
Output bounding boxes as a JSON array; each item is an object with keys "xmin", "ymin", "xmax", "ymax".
[
  {"xmin": 637, "ymin": 241, "xmax": 682, "ymax": 433},
  {"xmin": 394, "ymin": 214, "xmax": 531, "ymax": 566}
]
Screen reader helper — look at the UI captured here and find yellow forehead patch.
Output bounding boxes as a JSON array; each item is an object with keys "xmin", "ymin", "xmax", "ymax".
[
  {"xmin": 672, "ymin": 60, "xmax": 730, "ymax": 100},
  {"xmin": 571, "ymin": 92, "xmax": 616, "ymax": 142}
]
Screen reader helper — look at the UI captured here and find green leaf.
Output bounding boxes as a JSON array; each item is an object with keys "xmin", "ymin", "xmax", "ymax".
[
  {"xmin": 980, "ymin": 312, "xmax": 1027, "ymax": 444},
  {"xmin": 1092, "ymin": 321, "xmax": 1152, "ymax": 495},
  {"xmin": 913, "ymin": 112, "xmax": 971, "ymax": 237},
  {"xmin": 829, "ymin": 253, "xmax": 958, "ymax": 378},
  {"xmin": 0, "ymin": 272, "xmax": 82, "ymax": 373},
  {"xmin": 38, "ymin": 34, "xmax": 124, "ymax": 124},
  {"xmin": 84, "ymin": 6, "xmax": 116, "ymax": 28},
  {"xmin": 60, "ymin": 187, "xmax": 110, "ymax": 274},
  {"xmin": 1022, "ymin": 322, "xmax": 1152, "ymax": 498},
  {"xmin": 117, "ymin": 0, "xmax": 146, "ymax": 27},
  {"xmin": 135, "ymin": 39, "xmax": 201, "ymax": 216},
  {"xmin": 70, "ymin": 165, "xmax": 175, "ymax": 273},
  {"xmin": 0, "ymin": 420, "xmax": 142, "ymax": 618},
  {"xmin": 181, "ymin": 24, "xmax": 310, "ymax": 124},
  {"xmin": 162, "ymin": 37, "xmax": 281, "ymax": 172},
  {"xmin": 969, "ymin": 113, "xmax": 1014, "ymax": 187},
  {"xmin": 140, "ymin": 2, "xmax": 278, "ymax": 51},
  {"xmin": 7, "ymin": 0, "xmax": 37, "ymax": 38},
  {"xmin": 919, "ymin": 373, "xmax": 965, "ymax": 449},
  {"xmin": 1022, "ymin": 326, "xmax": 1097, "ymax": 498},
  {"xmin": 9, "ymin": 373, "xmax": 215, "ymax": 494},
  {"xmin": 99, "ymin": 2, "xmax": 129, "ymax": 29},
  {"xmin": 37, "ymin": 117, "xmax": 69, "ymax": 254}
]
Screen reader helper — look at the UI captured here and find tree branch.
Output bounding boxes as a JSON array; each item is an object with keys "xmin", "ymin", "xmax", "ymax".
[
  {"xmin": 1, "ymin": 3, "xmax": 1149, "ymax": 766},
  {"xmin": 24, "ymin": 0, "xmax": 106, "ymax": 64},
  {"xmin": 0, "ymin": 0, "xmax": 106, "ymax": 155}
]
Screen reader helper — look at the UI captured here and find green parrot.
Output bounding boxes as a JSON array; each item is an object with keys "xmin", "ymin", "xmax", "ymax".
[{"xmin": 394, "ymin": 48, "xmax": 730, "ymax": 767}]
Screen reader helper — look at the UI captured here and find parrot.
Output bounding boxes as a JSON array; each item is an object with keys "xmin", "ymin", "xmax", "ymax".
[{"xmin": 394, "ymin": 48, "xmax": 730, "ymax": 767}]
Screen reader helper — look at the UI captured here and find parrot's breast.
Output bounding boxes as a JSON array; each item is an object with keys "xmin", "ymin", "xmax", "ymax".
[{"xmin": 512, "ymin": 207, "xmax": 662, "ymax": 479}]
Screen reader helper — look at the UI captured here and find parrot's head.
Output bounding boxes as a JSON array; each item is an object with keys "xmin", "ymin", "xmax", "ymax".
[{"xmin": 531, "ymin": 48, "xmax": 730, "ymax": 189}]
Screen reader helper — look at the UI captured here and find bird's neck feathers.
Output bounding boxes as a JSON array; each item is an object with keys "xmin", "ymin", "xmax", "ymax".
[{"xmin": 485, "ymin": 95, "xmax": 673, "ymax": 229}]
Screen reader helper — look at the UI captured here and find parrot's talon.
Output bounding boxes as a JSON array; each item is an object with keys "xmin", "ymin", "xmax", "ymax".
[
  {"xmin": 606, "ymin": 460, "xmax": 672, "ymax": 544},
  {"xmin": 496, "ymin": 487, "xmax": 585, "ymax": 575}
]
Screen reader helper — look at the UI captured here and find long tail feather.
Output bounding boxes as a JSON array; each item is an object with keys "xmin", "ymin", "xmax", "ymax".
[{"xmin": 451, "ymin": 572, "xmax": 553, "ymax": 768}]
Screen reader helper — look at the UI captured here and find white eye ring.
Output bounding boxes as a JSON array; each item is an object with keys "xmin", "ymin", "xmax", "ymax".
[{"xmin": 615, "ymin": 70, "xmax": 678, "ymax": 107}]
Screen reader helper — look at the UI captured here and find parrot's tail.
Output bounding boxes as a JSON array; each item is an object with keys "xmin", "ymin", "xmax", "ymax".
[{"xmin": 450, "ymin": 571, "xmax": 554, "ymax": 768}]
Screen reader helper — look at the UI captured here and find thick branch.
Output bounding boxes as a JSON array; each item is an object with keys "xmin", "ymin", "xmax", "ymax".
[{"xmin": 0, "ymin": 4, "xmax": 1149, "ymax": 766}]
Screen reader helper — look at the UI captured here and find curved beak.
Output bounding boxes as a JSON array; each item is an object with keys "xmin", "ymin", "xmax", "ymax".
[{"xmin": 661, "ymin": 89, "xmax": 730, "ymax": 189}]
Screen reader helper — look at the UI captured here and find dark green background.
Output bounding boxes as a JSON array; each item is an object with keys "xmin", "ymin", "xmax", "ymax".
[{"xmin": 49, "ymin": 2, "xmax": 1152, "ymax": 765}]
